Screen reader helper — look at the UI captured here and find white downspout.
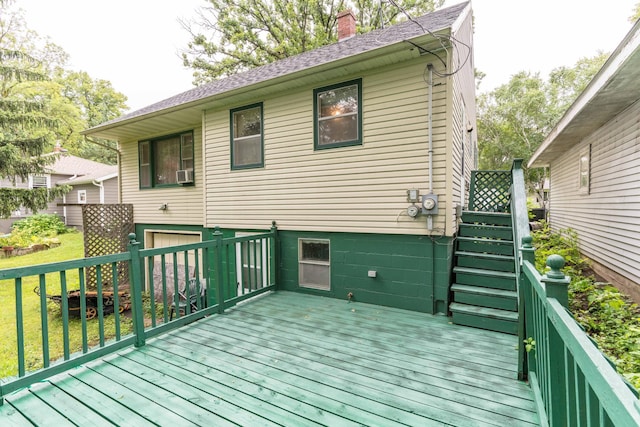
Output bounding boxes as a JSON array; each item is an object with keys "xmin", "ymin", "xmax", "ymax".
[
  {"xmin": 427, "ymin": 64, "xmax": 434, "ymax": 231},
  {"xmin": 93, "ymin": 180, "xmax": 105, "ymax": 204}
]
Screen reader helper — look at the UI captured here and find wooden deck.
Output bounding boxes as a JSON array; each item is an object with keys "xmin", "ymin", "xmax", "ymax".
[{"xmin": 1, "ymin": 291, "xmax": 540, "ymax": 426}]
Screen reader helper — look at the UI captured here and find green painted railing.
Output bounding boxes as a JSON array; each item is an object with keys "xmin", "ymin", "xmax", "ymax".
[
  {"xmin": 0, "ymin": 222, "xmax": 278, "ymax": 404},
  {"xmin": 507, "ymin": 161, "xmax": 640, "ymax": 425}
]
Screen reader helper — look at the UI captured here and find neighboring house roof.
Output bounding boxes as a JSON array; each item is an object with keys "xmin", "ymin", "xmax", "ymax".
[
  {"xmin": 42, "ymin": 153, "xmax": 118, "ymax": 185},
  {"xmin": 83, "ymin": 2, "xmax": 470, "ymax": 141},
  {"xmin": 529, "ymin": 19, "xmax": 640, "ymax": 168}
]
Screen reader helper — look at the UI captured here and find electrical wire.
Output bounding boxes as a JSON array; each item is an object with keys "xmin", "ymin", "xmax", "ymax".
[{"xmin": 388, "ymin": 0, "xmax": 472, "ymax": 78}]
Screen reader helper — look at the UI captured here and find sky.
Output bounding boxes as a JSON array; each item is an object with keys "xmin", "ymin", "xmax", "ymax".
[{"xmin": 18, "ymin": 0, "xmax": 638, "ymax": 113}]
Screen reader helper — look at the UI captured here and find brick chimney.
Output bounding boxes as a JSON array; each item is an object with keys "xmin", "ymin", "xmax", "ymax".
[
  {"xmin": 53, "ymin": 141, "xmax": 63, "ymax": 153},
  {"xmin": 337, "ymin": 10, "xmax": 356, "ymax": 42}
]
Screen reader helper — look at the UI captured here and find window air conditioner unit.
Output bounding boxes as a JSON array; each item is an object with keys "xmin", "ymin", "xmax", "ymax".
[{"xmin": 176, "ymin": 169, "xmax": 194, "ymax": 184}]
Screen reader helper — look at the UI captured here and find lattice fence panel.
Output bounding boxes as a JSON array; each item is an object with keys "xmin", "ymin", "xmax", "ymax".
[
  {"xmin": 83, "ymin": 204, "xmax": 134, "ymax": 289},
  {"xmin": 468, "ymin": 171, "xmax": 512, "ymax": 212}
]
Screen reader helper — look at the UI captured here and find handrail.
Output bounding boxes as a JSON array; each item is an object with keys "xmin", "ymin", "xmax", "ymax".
[
  {"xmin": 509, "ymin": 158, "xmax": 531, "ymax": 379},
  {"xmin": 520, "ymin": 255, "xmax": 640, "ymax": 426},
  {"xmin": 0, "ymin": 222, "xmax": 278, "ymax": 404}
]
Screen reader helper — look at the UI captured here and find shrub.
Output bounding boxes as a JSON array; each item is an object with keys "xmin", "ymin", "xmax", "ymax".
[
  {"xmin": 532, "ymin": 222, "xmax": 640, "ymax": 391},
  {"xmin": 12, "ymin": 214, "xmax": 70, "ymax": 236}
]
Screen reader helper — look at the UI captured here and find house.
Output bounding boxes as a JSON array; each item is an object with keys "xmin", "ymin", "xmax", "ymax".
[
  {"xmin": 83, "ymin": 2, "xmax": 477, "ymax": 314},
  {"xmin": 0, "ymin": 149, "xmax": 118, "ymax": 232},
  {"xmin": 528, "ymin": 19, "xmax": 640, "ymax": 302}
]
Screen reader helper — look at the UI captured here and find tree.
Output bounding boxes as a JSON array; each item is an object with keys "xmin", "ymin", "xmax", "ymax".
[
  {"xmin": 181, "ymin": 0, "xmax": 444, "ymax": 84},
  {"xmin": 54, "ymin": 70, "xmax": 128, "ymax": 164},
  {"xmin": 0, "ymin": 0, "xmax": 69, "ymax": 218},
  {"xmin": 631, "ymin": 2, "xmax": 640, "ymax": 22},
  {"xmin": 0, "ymin": 1, "xmax": 128, "ymax": 218},
  {"xmin": 476, "ymin": 53, "xmax": 608, "ymax": 197}
]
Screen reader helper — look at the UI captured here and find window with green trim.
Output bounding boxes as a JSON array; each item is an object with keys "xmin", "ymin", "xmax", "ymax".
[
  {"xmin": 138, "ymin": 131, "xmax": 194, "ymax": 188},
  {"xmin": 231, "ymin": 103, "xmax": 263, "ymax": 169},
  {"xmin": 313, "ymin": 79, "xmax": 362, "ymax": 149}
]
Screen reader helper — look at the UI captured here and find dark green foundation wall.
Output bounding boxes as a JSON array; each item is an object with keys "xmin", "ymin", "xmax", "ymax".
[{"xmin": 278, "ymin": 231, "xmax": 454, "ymax": 314}]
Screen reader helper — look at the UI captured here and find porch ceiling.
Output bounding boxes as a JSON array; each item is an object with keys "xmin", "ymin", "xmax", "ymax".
[{"xmin": 1, "ymin": 291, "xmax": 539, "ymax": 426}]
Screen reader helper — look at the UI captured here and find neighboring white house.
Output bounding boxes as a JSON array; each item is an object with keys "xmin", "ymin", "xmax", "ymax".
[
  {"xmin": 83, "ymin": 3, "xmax": 477, "ymax": 314},
  {"xmin": 0, "ymin": 149, "xmax": 118, "ymax": 232},
  {"xmin": 528, "ymin": 19, "xmax": 640, "ymax": 302}
]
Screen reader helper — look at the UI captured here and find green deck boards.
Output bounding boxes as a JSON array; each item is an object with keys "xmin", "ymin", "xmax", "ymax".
[{"xmin": 0, "ymin": 291, "xmax": 540, "ymax": 426}]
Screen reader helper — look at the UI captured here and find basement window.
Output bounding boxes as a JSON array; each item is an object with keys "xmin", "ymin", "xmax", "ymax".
[{"xmin": 298, "ymin": 239, "xmax": 330, "ymax": 290}]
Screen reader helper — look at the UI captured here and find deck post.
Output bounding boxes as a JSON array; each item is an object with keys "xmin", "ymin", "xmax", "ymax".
[
  {"xmin": 542, "ymin": 254, "xmax": 570, "ymax": 425},
  {"xmin": 542, "ymin": 255, "xmax": 570, "ymax": 308},
  {"xmin": 517, "ymin": 235, "xmax": 535, "ymax": 381},
  {"xmin": 270, "ymin": 221, "xmax": 278, "ymax": 287},
  {"xmin": 127, "ymin": 233, "xmax": 146, "ymax": 347},
  {"xmin": 213, "ymin": 226, "xmax": 225, "ymax": 314}
]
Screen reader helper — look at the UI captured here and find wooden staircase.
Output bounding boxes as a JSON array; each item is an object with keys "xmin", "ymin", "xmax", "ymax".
[{"xmin": 450, "ymin": 211, "xmax": 518, "ymax": 334}]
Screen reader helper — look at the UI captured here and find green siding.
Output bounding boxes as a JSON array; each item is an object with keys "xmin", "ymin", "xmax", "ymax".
[{"xmin": 278, "ymin": 230, "xmax": 454, "ymax": 314}]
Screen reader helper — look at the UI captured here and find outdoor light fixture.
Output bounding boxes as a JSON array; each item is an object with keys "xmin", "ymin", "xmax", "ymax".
[{"xmin": 159, "ymin": 203, "xmax": 168, "ymax": 211}]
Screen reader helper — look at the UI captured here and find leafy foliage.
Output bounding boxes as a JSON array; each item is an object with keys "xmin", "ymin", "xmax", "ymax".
[
  {"xmin": 11, "ymin": 213, "xmax": 70, "ymax": 236},
  {"xmin": 0, "ymin": 1, "xmax": 127, "ymax": 219},
  {"xmin": 532, "ymin": 222, "xmax": 640, "ymax": 390},
  {"xmin": 181, "ymin": 0, "xmax": 444, "ymax": 83}
]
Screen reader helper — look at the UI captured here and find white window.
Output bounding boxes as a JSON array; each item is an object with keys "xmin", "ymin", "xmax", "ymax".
[
  {"xmin": 298, "ymin": 239, "xmax": 330, "ymax": 290},
  {"xmin": 29, "ymin": 174, "xmax": 50, "ymax": 189},
  {"xmin": 579, "ymin": 145, "xmax": 590, "ymax": 194},
  {"xmin": 78, "ymin": 190, "xmax": 87, "ymax": 204}
]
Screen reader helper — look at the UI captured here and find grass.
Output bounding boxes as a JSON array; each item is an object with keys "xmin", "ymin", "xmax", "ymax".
[{"xmin": 0, "ymin": 232, "xmax": 133, "ymax": 379}]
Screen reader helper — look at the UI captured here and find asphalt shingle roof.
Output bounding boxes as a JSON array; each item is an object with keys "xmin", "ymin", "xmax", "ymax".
[
  {"xmin": 43, "ymin": 153, "xmax": 117, "ymax": 184},
  {"xmin": 91, "ymin": 2, "xmax": 468, "ymax": 131}
]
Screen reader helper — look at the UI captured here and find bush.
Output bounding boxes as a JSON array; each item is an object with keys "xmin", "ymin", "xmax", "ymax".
[
  {"xmin": 11, "ymin": 214, "xmax": 70, "ymax": 236},
  {"xmin": 532, "ymin": 222, "xmax": 640, "ymax": 391}
]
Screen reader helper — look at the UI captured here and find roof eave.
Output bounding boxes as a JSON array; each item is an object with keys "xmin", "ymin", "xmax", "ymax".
[
  {"xmin": 82, "ymin": 28, "xmax": 456, "ymax": 141},
  {"xmin": 529, "ymin": 20, "xmax": 640, "ymax": 168}
]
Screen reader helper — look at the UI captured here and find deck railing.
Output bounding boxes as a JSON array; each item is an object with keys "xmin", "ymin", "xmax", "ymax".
[
  {"xmin": 0, "ymin": 223, "xmax": 277, "ymax": 404},
  {"xmin": 507, "ymin": 160, "xmax": 640, "ymax": 426}
]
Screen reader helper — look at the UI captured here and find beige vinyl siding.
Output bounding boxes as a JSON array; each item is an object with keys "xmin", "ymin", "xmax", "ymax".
[
  {"xmin": 548, "ymin": 99, "xmax": 640, "ymax": 286},
  {"xmin": 448, "ymin": 9, "xmax": 476, "ymax": 233},
  {"xmin": 120, "ymin": 126, "xmax": 204, "ymax": 226},
  {"xmin": 203, "ymin": 57, "xmax": 452, "ymax": 235}
]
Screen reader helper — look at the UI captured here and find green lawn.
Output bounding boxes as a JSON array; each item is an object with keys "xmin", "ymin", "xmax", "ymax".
[{"xmin": 0, "ymin": 232, "xmax": 133, "ymax": 378}]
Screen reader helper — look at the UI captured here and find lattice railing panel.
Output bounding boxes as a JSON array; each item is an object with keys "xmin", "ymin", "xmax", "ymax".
[
  {"xmin": 468, "ymin": 170, "xmax": 512, "ymax": 212},
  {"xmin": 83, "ymin": 204, "xmax": 134, "ymax": 289}
]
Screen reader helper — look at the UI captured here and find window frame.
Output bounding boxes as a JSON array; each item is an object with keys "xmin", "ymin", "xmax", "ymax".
[
  {"xmin": 230, "ymin": 102, "xmax": 264, "ymax": 170},
  {"xmin": 77, "ymin": 190, "xmax": 87, "ymax": 204},
  {"xmin": 313, "ymin": 79, "xmax": 363, "ymax": 150},
  {"xmin": 138, "ymin": 131, "xmax": 194, "ymax": 189},
  {"xmin": 298, "ymin": 238, "xmax": 331, "ymax": 291},
  {"xmin": 29, "ymin": 174, "xmax": 51, "ymax": 189},
  {"xmin": 578, "ymin": 144, "xmax": 591, "ymax": 194}
]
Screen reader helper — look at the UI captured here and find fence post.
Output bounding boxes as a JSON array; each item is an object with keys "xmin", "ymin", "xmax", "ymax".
[
  {"xmin": 127, "ymin": 233, "xmax": 145, "ymax": 348},
  {"xmin": 518, "ymin": 235, "xmax": 536, "ymax": 380},
  {"xmin": 543, "ymin": 254, "xmax": 570, "ymax": 425},
  {"xmin": 542, "ymin": 254, "xmax": 570, "ymax": 308},
  {"xmin": 213, "ymin": 226, "xmax": 225, "ymax": 314},
  {"xmin": 270, "ymin": 221, "xmax": 278, "ymax": 287}
]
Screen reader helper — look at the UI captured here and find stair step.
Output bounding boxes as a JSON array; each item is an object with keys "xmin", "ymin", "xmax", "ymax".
[
  {"xmin": 453, "ymin": 267, "xmax": 516, "ymax": 291},
  {"xmin": 451, "ymin": 284, "xmax": 518, "ymax": 311},
  {"xmin": 455, "ymin": 251, "xmax": 515, "ymax": 272},
  {"xmin": 459, "ymin": 224, "xmax": 513, "ymax": 240},
  {"xmin": 457, "ymin": 236, "xmax": 514, "ymax": 256},
  {"xmin": 450, "ymin": 302, "xmax": 518, "ymax": 334},
  {"xmin": 461, "ymin": 211, "xmax": 512, "ymax": 226}
]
